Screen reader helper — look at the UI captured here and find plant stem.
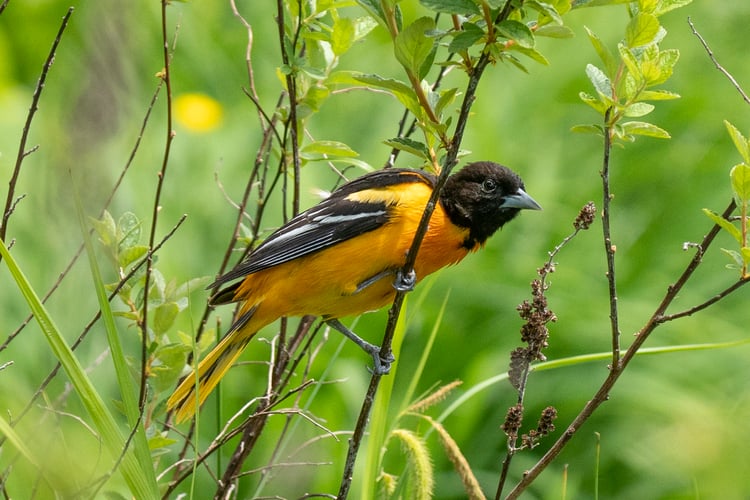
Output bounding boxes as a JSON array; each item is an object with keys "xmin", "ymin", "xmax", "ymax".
[
  {"xmin": 601, "ymin": 108, "xmax": 621, "ymax": 367},
  {"xmin": 505, "ymin": 200, "xmax": 739, "ymax": 498}
]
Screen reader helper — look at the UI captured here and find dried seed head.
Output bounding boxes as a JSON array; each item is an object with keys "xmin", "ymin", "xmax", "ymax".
[
  {"xmin": 537, "ymin": 406, "xmax": 558, "ymax": 436},
  {"xmin": 501, "ymin": 403, "xmax": 524, "ymax": 438},
  {"xmin": 574, "ymin": 201, "xmax": 597, "ymax": 231}
]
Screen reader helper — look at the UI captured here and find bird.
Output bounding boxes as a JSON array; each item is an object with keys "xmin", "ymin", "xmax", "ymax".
[{"xmin": 167, "ymin": 161, "xmax": 541, "ymax": 422}]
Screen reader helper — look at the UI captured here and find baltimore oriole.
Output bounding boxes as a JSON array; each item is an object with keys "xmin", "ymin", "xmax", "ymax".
[{"xmin": 168, "ymin": 161, "xmax": 540, "ymax": 422}]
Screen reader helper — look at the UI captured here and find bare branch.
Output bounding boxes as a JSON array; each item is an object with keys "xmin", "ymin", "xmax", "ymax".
[
  {"xmin": 688, "ymin": 17, "xmax": 750, "ymax": 105},
  {"xmin": 1, "ymin": 7, "xmax": 74, "ymax": 243}
]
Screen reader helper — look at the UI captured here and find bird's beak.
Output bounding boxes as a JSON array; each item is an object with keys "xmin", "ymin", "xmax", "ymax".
[{"xmin": 501, "ymin": 188, "xmax": 542, "ymax": 211}]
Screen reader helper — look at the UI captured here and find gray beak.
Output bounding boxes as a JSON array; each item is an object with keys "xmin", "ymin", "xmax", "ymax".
[{"xmin": 501, "ymin": 188, "xmax": 542, "ymax": 211}]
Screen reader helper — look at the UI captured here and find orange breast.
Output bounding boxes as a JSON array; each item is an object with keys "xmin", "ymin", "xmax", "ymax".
[{"xmin": 233, "ymin": 182, "xmax": 475, "ymax": 331}]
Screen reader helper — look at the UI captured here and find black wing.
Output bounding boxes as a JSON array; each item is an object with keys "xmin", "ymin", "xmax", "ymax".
[{"xmin": 210, "ymin": 168, "xmax": 435, "ymax": 294}]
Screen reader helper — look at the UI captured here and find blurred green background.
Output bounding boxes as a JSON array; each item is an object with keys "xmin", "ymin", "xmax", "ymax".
[{"xmin": 1, "ymin": 1, "xmax": 750, "ymax": 498}]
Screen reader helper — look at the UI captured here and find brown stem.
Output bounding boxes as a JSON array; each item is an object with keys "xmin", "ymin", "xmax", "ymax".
[
  {"xmin": 601, "ymin": 108, "xmax": 621, "ymax": 366},
  {"xmin": 1, "ymin": 7, "xmax": 74, "ymax": 244},
  {"xmin": 505, "ymin": 200, "xmax": 738, "ymax": 498},
  {"xmin": 337, "ymin": 5, "xmax": 515, "ymax": 496}
]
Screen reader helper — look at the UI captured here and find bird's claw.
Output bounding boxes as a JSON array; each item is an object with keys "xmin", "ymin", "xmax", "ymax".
[
  {"xmin": 366, "ymin": 346, "xmax": 395, "ymax": 375},
  {"xmin": 393, "ymin": 269, "xmax": 416, "ymax": 292}
]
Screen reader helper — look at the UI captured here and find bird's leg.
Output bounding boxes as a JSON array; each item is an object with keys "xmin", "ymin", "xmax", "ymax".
[
  {"xmin": 393, "ymin": 268, "xmax": 416, "ymax": 292},
  {"xmin": 354, "ymin": 269, "xmax": 395, "ymax": 294},
  {"xmin": 326, "ymin": 319, "xmax": 394, "ymax": 375}
]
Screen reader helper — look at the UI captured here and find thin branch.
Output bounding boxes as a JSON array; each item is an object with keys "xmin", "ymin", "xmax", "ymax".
[
  {"xmin": 337, "ymin": 5, "xmax": 514, "ymax": 497},
  {"xmin": 688, "ymin": 17, "xmax": 750, "ymax": 106},
  {"xmin": 657, "ymin": 276, "xmax": 750, "ymax": 322},
  {"xmin": 141, "ymin": 1, "xmax": 177, "ymax": 411},
  {"xmin": 601, "ymin": 108, "xmax": 621, "ymax": 366},
  {"xmin": 496, "ymin": 203, "xmax": 595, "ymax": 498},
  {"xmin": 1, "ymin": 7, "xmax": 74, "ymax": 244},
  {"xmin": 506, "ymin": 200, "xmax": 739, "ymax": 498},
  {"xmin": 1, "ymin": 80, "xmax": 163, "ymax": 354}
]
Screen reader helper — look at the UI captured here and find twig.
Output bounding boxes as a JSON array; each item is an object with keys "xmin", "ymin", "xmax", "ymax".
[
  {"xmin": 496, "ymin": 203, "xmax": 595, "ymax": 498},
  {"xmin": 1, "ymin": 79, "xmax": 163, "ymax": 354},
  {"xmin": 141, "ymin": 1, "xmax": 177, "ymax": 412},
  {"xmin": 601, "ymin": 108, "xmax": 621, "ymax": 366},
  {"xmin": 1, "ymin": 7, "xmax": 74, "ymax": 244},
  {"xmin": 688, "ymin": 17, "xmax": 750, "ymax": 106},
  {"xmin": 506, "ymin": 200, "xmax": 742, "ymax": 498},
  {"xmin": 336, "ymin": 5, "xmax": 515, "ymax": 497}
]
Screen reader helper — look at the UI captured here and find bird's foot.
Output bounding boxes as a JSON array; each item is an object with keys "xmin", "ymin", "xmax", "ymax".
[{"xmin": 393, "ymin": 269, "xmax": 416, "ymax": 292}]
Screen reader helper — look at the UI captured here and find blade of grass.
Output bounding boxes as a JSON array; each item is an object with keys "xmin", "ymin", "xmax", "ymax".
[
  {"xmin": 0, "ymin": 413, "xmax": 40, "ymax": 469},
  {"xmin": 400, "ymin": 290, "xmax": 449, "ymax": 413},
  {"xmin": 436, "ymin": 338, "xmax": 750, "ymax": 425},
  {"xmin": 73, "ymin": 181, "xmax": 158, "ymax": 492},
  {"xmin": 0, "ymin": 238, "xmax": 158, "ymax": 498}
]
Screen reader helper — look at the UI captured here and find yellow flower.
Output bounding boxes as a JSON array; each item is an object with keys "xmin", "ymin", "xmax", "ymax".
[{"xmin": 173, "ymin": 93, "xmax": 223, "ymax": 132}]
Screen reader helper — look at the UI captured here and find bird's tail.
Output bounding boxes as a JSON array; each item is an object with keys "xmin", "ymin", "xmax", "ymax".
[{"xmin": 167, "ymin": 307, "xmax": 259, "ymax": 423}]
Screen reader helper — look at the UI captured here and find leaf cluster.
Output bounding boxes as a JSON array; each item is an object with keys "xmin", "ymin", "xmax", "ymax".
[
  {"xmin": 573, "ymin": 0, "xmax": 690, "ymax": 141},
  {"xmin": 704, "ymin": 121, "xmax": 750, "ymax": 276},
  {"xmin": 90, "ymin": 211, "xmax": 212, "ymax": 399}
]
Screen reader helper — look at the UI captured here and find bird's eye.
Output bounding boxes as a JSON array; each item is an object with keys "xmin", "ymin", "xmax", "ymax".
[{"xmin": 481, "ymin": 179, "xmax": 497, "ymax": 193}]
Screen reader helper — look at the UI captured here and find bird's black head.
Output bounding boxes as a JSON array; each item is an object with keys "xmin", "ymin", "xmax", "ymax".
[{"xmin": 440, "ymin": 161, "xmax": 541, "ymax": 248}]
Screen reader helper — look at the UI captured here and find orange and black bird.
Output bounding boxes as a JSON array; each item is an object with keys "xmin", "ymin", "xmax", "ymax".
[{"xmin": 168, "ymin": 161, "xmax": 540, "ymax": 422}]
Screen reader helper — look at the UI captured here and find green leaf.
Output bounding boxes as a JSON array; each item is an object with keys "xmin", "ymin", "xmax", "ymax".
[
  {"xmin": 353, "ymin": 73, "xmax": 422, "ymax": 117},
  {"xmin": 571, "ymin": 124, "xmax": 605, "ymax": 135},
  {"xmin": 90, "ymin": 210, "xmax": 117, "ymax": 248},
  {"xmin": 654, "ymin": 0, "xmax": 693, "ymax": 16},
  {"xmin": 721, "ymin": 248, "xmax": 744, "ymax": 269},
  {"xmin": 585, "ymin": 26, "xmax": 618, "ymax": 77},
  {"xmin": 730, "ymin": 163, "xmax": 750, "ymax": 204},
  {"xmin": 617, "ymin": 43, "xmax": 641, "ymax": 85},
  {"xmin": 356, "ymin": 0, "xmax": 387, "ymax": 28},
  {"xmin": 527, "ymin": 0, "xmax": 564, "ymax": 25},
  {"xmin": 448, "ymin": 22, "xmax": 485, "ymax": 52},
  {"xmin": 174, "ymin": 276, "xmax": 211, "ymax": 299},
  {"xmin": 640, "ymin": 47, "xmax": 679, "ymax": 86},
  {"xmin": 149, "ymin": 343, "xmax": 190, "ymax": 393},
  {"xmin": 626, "ymin": 12, "xmax": 660, "ymax": 48},
  {"xmin": 638, "ymin": 89, "xmax": 680, "ymax": 101},
  {"xmin": 572, "ymin": 0, "xmax": 631, "ymax": 7},
  {"xmin": 724, "ymin": 120, "xmax": 750, "ymax": 164},
  {"xmin": 118, "ymin": 212, "xmax": 141, "ymax": 250},
  {"xmin": 534, "ymin": 24, "xmax": 575, "ymax": 38},
  {"xmin": 703, "ymin": 208, "xmax": 742, "ymax": 244},
  {"xmin": 586, "ymin": 63, "xmax": 613, "ymax": 99},
  {"xmin": 301, "ymin": 140, "xmax": 359, "ymax": 158},
  {"xmin": 302, "ymin": 84, "xmax": 330, "ymax": 113},
  {"xmin": 419, "ymin": 0, "xmax": 480, "ymax": 15},
  {"xmin": 579, "ymin": 92, "xmax": 609, "ymax": 115},
  {"xmin": 353, "ymin": 16, "xmax": 379, "ymax": 41},
  {"xmin": 638, "ymin": 0, "xmax": 658, "ymax": 13},
  {"xmin": 624, "ymin": 102, "xmax": 655, "ymax": 117},
  {"xmin": 119, "ymin": 245, "xmax": 148, "ymax": 270},
  {"xmin": 620, "ymin": 120, "xmax": 670, "ymax": 139},
  {"xmin": 394, "ymin": 17, "xmax": 436, "ymax": 76},
  {"xmin": 497, "ymin": 20, "xmax": 535, "ymax": 49},
  {"xmin": 511, "ymin": 46, "xmax": 549, "ymax": 65},
  {"xmin": 384, "ymin": 137, "xmax": 430, "ymax": 160},
  {"xmin": 331, "ymin": 17, "xmax": 356, "ymax": 55},
  {"xmin": 154, "ymin": 302, "xmax": 179, "ymax": 335},
  {"xmin": 434, "ymin": 87, "xmax": 458, "ymax": 116}
]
